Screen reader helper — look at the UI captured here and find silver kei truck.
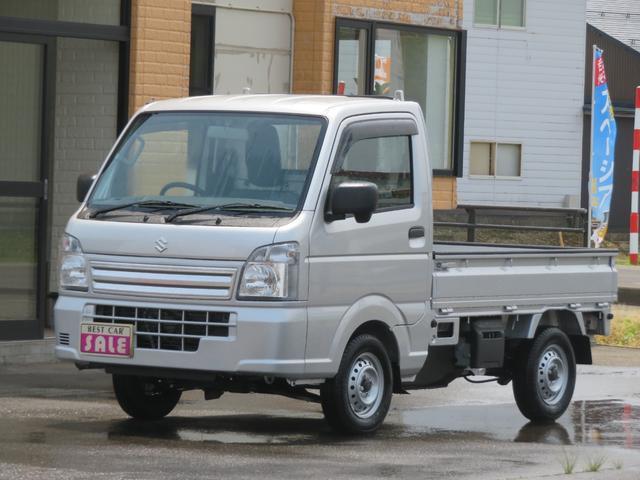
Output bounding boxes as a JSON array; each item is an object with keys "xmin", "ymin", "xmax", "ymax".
[{"xmin": 55, "ymin": 95, "xmax": 617, "ymax": 434}]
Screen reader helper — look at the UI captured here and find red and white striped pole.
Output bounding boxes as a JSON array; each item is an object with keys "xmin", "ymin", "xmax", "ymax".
[{"xmin": 631, "ymin": 86, "xmax": 640, "ymax": 264}]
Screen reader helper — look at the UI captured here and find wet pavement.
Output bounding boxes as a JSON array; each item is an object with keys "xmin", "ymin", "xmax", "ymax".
[{"xmin": 0, "ymin": 348, "xmax": 639, "ymax": 479}]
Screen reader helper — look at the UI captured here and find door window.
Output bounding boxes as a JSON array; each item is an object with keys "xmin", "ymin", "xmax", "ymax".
[{"xmin": 332, "ymin": 135, "xmax": 412, "ymax": 211}]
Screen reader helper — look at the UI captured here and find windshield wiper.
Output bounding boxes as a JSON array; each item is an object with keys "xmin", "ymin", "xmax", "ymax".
[
  {"xmin": 88, "ymin": 200, "xmax": 201, "ymax": 219},
  {"xmin": 165, "ymin": 203, "xmax": 294, "ymax": 223}
]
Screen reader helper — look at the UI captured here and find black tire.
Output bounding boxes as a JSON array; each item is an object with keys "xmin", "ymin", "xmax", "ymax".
[
  {"xmin": 112, "ymin": 374, "xmax": 181, "ymax": 420},
  {"xmin": 320, "ymin": 334, "xmax": 393, "ymax": 434},
  {"xmin": 512, "ymin": 328, "xmax": 576, "ymax": 422}
]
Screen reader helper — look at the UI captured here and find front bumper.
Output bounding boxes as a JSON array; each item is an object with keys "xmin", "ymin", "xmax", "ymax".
[{"xmin": 54, "ymin": 295, "xmax": 308, "ymax": 377}]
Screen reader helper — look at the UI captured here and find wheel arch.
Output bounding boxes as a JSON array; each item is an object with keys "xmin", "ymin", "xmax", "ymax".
[
  {"xmin": 506, "ymin": 310, "xmax": 591, "ymax": 364},
  {"xmin": 327, "ymin": 295, "xmax": 407, "ymax": 391}
]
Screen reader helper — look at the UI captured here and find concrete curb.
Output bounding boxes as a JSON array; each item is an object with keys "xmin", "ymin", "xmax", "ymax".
[{"xmin": 0, "ymin": 338, "xmax": 56, "ymax": 366}]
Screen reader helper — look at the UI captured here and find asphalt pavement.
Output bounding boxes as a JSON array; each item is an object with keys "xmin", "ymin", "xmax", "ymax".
[
  {"xmin": 0, "ymin": 346, "xmax": 639, "ymax": 480},
  {"xmin": 617, "ymin": 265, "xmax": 640, "ymax": 290}
]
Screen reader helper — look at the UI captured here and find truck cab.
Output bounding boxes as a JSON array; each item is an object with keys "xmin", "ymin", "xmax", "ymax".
[{"xmin": 55, "ymin": 95, "xmax": 616, "ymax": 434}]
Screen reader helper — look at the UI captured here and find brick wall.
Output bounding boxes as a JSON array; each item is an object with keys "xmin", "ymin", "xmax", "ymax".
[
  {"xmin": 291, "ymin": 0, "xmax": 334, "ymax": 95},
  {"xmin": 50, "ymin": 38, "xmax": 120, "ymax": 290},
  {"xmin": 128, "ymin": 0, "xmax": 191, "ymax": 114},
  {"xmin": 433, "ymin": 176, "xmax": 458, "ymax": 210},
  {"xmin": 291, "ymin": 0, "xmax": 461, "ymax": 209}
]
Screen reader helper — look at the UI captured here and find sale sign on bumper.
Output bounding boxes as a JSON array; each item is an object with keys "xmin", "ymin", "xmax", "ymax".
[{"xmin": 80, "ymin": 323, "xmax": 133, "ymax": 358}]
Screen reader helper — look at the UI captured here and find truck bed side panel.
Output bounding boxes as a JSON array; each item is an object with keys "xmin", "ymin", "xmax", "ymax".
[{"xmin": 432, "ymin": 244, "xmax": 617, "ymax": 314}]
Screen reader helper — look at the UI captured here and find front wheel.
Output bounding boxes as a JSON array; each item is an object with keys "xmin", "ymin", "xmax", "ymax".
[
  {"xmin": 320, "ymin": 334, "xmax": 393, "ymax": 434},
  {"xmin": 512, "ymin": 328, "xmax": 576, "ymax": 422},
  {"xmin": 112, "ymin": 374, "xmax": 182, "ymax": 420}
]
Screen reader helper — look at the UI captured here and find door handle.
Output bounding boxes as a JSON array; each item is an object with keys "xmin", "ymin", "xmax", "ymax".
[{"xmin": 408, "ymin": 226, "xmax": 425, "ymax": 239}]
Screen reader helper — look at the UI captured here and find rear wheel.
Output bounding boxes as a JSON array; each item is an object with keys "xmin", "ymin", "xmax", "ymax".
[
  {"xmin": 512, "ymin": 328, "xmax": 576, "ymax": 422},
  {"xmin": 112, "ymin": 374, "xmax": 181, "ymax": 420},
  {"xmin": 320, "ymin": 334, "xmax": 393, "ymax": 434}
]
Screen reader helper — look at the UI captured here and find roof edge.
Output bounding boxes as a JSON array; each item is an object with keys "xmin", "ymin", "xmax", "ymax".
[{"xmin": 587, "ymin": 22, "xmax": 640, "ymax": 59}]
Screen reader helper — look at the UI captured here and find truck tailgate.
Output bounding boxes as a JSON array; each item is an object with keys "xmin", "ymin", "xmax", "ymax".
[{"xmin": 432, "ymin": 243, "xmax": 618, "ymax": 315}]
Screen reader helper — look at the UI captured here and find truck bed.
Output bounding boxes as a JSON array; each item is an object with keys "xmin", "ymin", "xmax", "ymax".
[{"xmin": 432, "ymin": 242, "xmax": 618, "ymax": 316}]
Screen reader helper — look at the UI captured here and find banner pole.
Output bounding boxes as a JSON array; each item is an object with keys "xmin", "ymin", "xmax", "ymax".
[
  {"xmin": 632, "ymin": 86, "xmax": 640, "ymax": 264},
  {"xmin": 588, "ymin": 45, "xmax": 597, "ymax": 248}
]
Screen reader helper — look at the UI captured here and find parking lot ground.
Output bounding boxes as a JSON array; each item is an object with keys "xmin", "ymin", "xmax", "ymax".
[{"xmin": 0, "ymin": 346, "xmax": 639, "ymax": 480}]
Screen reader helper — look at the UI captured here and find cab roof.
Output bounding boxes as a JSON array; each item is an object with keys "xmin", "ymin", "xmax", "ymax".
[{"xmin": 139, "ymin": 94, "xmax": 422, "ymax": 120}]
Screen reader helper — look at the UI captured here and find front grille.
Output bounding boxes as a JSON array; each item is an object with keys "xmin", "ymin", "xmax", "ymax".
[
  {"xmin": 88, "ymin": 305, "xmax": 232, "ymax": 352},
  {"xmin": 90, "ymin": 262, "xmax": 237, "ymax": 300},
  {"xmin": 58, "ymin": 332, "xmax": 70, "ymax": 346}
]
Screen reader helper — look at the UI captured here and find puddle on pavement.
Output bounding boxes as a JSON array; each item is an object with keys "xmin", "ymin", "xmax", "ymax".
[
  {"xmin": 95, "ymin": 399, "xmax": 640, "ymax": 449},
  {"xmin": 104, "ymin": 415, "xmax": 329, "ymax": 446},
  {"xmin": 400, "ymin": 399, "xmax": 640, "ymax": 449},
  {"xmin": 5, "ymin": 399, "xmax": 637, "ymax": 449}
]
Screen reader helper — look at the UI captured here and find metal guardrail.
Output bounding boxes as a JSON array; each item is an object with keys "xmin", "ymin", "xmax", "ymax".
[{"xmin": 434, "ymin": 204, "xmax": 589, "ymax": 246}]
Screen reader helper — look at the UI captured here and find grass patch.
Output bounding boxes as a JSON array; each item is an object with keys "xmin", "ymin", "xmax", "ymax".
[
  {"xmin": 585, "ymin": 455, "xmax": 607, "ymax": 472},
  {"xmin": 595, "ymin": 305, "xmax": 640, "ymax": 348},
  {"xmin": 560, "ymin": 449, "xmax": 578, "ymax": 474}
]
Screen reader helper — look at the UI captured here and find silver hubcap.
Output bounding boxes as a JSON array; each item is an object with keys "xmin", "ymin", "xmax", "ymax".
[
  {"xmin": 537, "ymin": 345, "xmax": 568, "ymax": 405},
  {"xmin": 347, "ymin": 352, "xmax": 384, "ymax": 419}
]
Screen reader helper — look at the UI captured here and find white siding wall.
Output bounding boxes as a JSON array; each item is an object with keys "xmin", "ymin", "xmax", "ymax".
[{"xmin": 458, "ymin": 0, "xmax": 587, "ymax": 207}]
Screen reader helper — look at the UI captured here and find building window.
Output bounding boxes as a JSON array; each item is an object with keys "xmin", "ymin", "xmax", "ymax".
[
  {"xmin": 335, "ymin": 24, "xmax": 369, "ymax": 96},
  {"xmin": 332, "ymin": 136, "xmax": 412, "ymax": 211},
  {"xmin": 190, "ymin": 5, "xmax": 215, "ymax": 96},
  {"xmin": 334, "ymin": 19, "xmax": 465, "ymax": 175},
  {"xmin": 189, "ymin": 4, "xmax": 292, "ymax": 95},
  {"xmin": 474, "ymin": 0, "xmax": 525, "ymax": 28},
  {"xmin": 469, "ymin": 142, "xmax": 522, "ymax": 177}
]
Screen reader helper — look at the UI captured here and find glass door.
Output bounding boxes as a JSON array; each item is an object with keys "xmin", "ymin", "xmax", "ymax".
[{"xmin": 0, "ymin": 35, "xmax": 52, "ymax": 340}]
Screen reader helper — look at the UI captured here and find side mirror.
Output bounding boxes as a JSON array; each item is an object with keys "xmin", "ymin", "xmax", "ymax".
[
  {"xmin": 326, "ymin": 181, "xmax": 378, "ymax": 223},
  {"xmin": 77, "ymin": 173, "xmax": 97, "ymax": 203}
]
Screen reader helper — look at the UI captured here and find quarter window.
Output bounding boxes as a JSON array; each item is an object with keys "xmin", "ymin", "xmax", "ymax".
[{"xmin": 332, "ymin": 136, "xmax": 412, "ymax": 211}]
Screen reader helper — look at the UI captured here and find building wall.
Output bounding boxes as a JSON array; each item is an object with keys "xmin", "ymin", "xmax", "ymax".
[
  {"xmin": 292, "ymin": 0, "xmax": 462, "ymax": 209},
  {"xmin": 457, "ymin": 0, "xmax": 586, "ymax": 207},
  {"xmin": 50, "ymin": 38, "xmax": 120, "ymax": 291},
  {"xmin": 128, "ymin": 0, "xmax": 191, "ymax": 114}
]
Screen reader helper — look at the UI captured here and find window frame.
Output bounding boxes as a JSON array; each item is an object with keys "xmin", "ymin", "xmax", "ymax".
[
  {"xmin": 329, "ymin": 119, "xmax": 417, "ymax": 215},
  {"xmin": 473, "ymin": 0, "xmax": 526, "ymax": 30},
  {"xmin": 333, "ymin": 17, "xmax": 466, "ymax": 178},
  {"xmin": 468, "ymin": 140, "xmax": 523, "ymax": 180}
]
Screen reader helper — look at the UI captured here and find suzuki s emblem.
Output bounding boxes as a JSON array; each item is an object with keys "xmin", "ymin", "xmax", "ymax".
[{"xmin": 154, "ymin": 237, "xmax": 168, "ymax": 253}]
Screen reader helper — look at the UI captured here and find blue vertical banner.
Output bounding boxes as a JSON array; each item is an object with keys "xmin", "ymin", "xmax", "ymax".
[{"xmin": 591, "ymin": 48, "xmax": 617, "ymax": 247}]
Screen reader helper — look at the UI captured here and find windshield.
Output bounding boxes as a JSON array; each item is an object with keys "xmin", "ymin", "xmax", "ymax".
[{"xmin": 87, "ymin": 112, "xmax": 326, "ymax": 218}]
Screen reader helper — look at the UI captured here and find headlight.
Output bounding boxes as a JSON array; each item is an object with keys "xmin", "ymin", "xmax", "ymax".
[
  {"xmin": 59, "ymin": 233, "xmax": 88, "ymax": 291},
  {"xmin": 238, "ymin": 242, "xmax": 299, "ymax": 300}
]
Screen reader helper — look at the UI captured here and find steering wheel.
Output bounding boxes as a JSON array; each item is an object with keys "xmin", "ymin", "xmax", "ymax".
[{"xmin": 159, "ymin": 182, "xmax": 208, "ymax": 196}]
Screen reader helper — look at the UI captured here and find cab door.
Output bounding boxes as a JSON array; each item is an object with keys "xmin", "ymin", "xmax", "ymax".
[{"xmin": 305, "ymin": 113, "xmax": 431, "ymax": 369}]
